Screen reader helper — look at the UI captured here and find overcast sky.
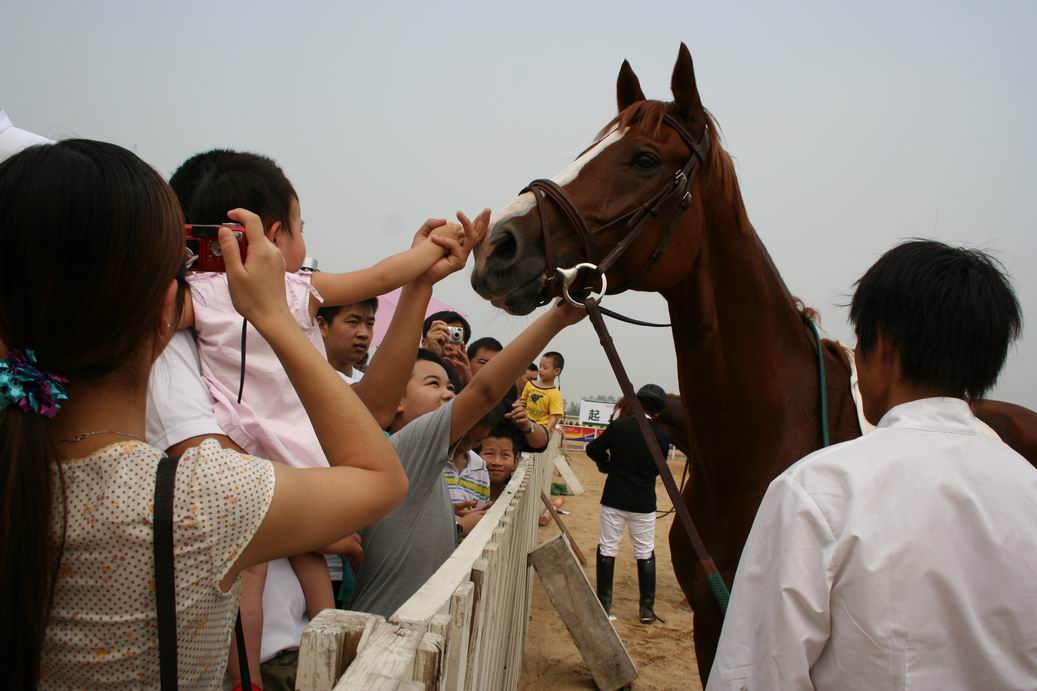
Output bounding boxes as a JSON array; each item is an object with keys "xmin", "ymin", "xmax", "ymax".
[{"xmin": 3, "ymin": 1, "xmax": 1034, "ymax": 409}]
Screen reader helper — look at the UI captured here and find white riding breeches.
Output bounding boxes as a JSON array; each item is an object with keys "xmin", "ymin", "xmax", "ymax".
[{"xmin": 598, "ymin": 505, "xmax": 656, "ymax": 560}]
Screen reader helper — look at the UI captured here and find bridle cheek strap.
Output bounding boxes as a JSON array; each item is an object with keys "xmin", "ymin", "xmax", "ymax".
[{"xmin": 522, "ymin": 113, "xmax": 711, "ymax": 303}]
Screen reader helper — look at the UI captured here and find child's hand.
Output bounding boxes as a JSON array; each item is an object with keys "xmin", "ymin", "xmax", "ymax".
[
  {"xmin": 411, "ymin": 217, "xmax": 450, "ymax": 249},
  {"xmin": 221, "ymin": 208, "xmax": 290, "ymax": 327},
  {"xmin": 421, "ymin": 209, "xmax": 490, "ymax": 284},
  {"xmin": 457, "ymin": 509, "xmax": 487, "ymax": 536},
  {"xmin": 453, "ymin": 500, "xmax": 477, "ymax": 516},
  {"xmin": 428, "ymin": 221, "xmax": 464, "ymax": 243}
]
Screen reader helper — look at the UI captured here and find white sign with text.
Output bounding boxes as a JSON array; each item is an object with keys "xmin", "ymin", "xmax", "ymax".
[{"xmin": 578, "ymin": 399, "xmax": 615, "ymax": 427}]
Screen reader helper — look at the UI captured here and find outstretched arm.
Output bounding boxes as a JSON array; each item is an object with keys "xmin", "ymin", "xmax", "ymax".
[
  {"xmin": 350, "ymin": 211, "xmax": 488, "ymax": 428},
  {"xmin": 309, "ymin": 218, "xmax": 462, "ymax": 317},
  {"xmin": 450, "ymin": 303, "xmax": 585, "ymax": 443},
  {"xmin": 350, "ymin": 282, "xmax": 432, "ymax": 428}
]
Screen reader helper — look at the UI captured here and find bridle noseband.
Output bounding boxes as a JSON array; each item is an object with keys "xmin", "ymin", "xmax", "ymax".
[{"xmin": 521, "ymin": 113, "xmax": 711, "ymax": 308}]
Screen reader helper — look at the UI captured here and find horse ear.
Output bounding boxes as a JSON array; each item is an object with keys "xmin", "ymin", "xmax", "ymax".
[
  {"xmin": 670, "ymin": 43, "xmax": 704, "ymax": 119},
  {"xmin": 617, "ymin": 59, "xmax": 646, "ymax": 112}
]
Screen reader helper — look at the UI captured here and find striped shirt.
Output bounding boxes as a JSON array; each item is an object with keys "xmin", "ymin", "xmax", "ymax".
[{"xmin": 443, "ymin": 451, "xmax": 491, "ymax": 509}]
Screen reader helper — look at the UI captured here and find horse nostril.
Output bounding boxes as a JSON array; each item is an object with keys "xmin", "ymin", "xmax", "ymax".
[{"xmin": 491, "ymin": 228, "xmax": 519, "ymax": 264}]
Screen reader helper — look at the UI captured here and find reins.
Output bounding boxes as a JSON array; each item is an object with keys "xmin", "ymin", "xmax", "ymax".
[{"xmin": 581, "ymin": 293, "xmax": 730, "ymax": 612}]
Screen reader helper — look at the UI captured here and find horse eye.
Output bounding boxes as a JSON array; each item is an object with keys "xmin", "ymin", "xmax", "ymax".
[{"xmin": 632, "ymin": 153, "xmax": 659, "ymax": 170}]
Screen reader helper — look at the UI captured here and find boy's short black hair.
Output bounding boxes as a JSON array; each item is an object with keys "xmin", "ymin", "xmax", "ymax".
[
  {"xmin": 416, "ymin": 347, "xmax": 462, "ymax": 392},
  {"xmin": 850, "ymin": 240, "xmax": 1021, "ymax": 400},
  {"xmin": 543, "ymin": 351, "xmax": 565, "ymax": 372},
  {"xmin": 316, "ymin": 297, "xmax": 379, "ymax": 324},
  {"xmin": 170, "ymin": 149, "xmax": 297, "ymax": 233},
  {"xmin": 480, "ymin": 424, "xmax": 522, "ymax": 454},
  {"xmin": 423, "ymin": 311, "xmax": 471, "ymax": 343},
  {"xmin": 467, "ymin": 336, "xmax": 503, "ymax": 361}
]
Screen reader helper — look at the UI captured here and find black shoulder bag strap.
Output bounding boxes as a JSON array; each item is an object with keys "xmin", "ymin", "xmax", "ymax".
[{"xmin": 154, "ymin": 455, "xmax": 252, "ymax": 691}]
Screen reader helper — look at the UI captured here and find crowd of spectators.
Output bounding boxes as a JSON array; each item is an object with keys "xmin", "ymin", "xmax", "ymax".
[{"xmin": 0, "ymin": 115, "xmax": 578, "ymax": 689}]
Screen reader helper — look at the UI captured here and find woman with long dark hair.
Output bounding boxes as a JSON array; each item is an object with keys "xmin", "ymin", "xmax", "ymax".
[{"xmin": 0, "ymin": 140, "xmax": 407, "ymax": 688}]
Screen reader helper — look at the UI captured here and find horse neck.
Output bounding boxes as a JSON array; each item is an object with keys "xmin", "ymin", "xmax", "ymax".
[{"xmin": 662, "ymin": 181, "xmax": 823, "ymax": 486}]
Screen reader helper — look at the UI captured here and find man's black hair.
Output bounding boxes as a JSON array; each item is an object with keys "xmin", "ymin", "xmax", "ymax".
[
  {"xmin": 850, "ymin": 240, "xmax": 1021, "ymax": 400},
  {"xmin": 416, "ymin": 347, "xmax": 463, "ymax": 392},
  {"xmin": 543, "ymin": 351, "xmax": 565, "ymax": 372},
  {"xmin": 316, "ymin": 297, "xmax": 379, "ymax": 324},
  {"xmin": 467, "ymin": 336, "xmax": 503, "ymax": 361},
  {"xmin": 422, "ymin": 311, "xmax": 471, "ymax": 343},
  {"xmin": 527, "ymin": 363, "xmax": 538, "ymax": 372},
  {"xmin": 170, "ymin": 149, "xmax": 298, "ymax": 233}
]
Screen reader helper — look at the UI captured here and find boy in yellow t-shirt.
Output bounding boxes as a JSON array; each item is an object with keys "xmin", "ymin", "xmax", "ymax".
[{"xmin": 521, "ymin": 351, "xmax": 565, "ymax": 433}]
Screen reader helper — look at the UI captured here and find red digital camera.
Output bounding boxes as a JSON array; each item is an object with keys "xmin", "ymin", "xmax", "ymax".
[{"xmin": 185, "ymin": 224, "xmax": 248, "ymax": 272}]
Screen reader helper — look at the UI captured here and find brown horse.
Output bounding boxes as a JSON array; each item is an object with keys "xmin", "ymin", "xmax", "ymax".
[{"xmin": 471, "ymin": 44, "xmax": 1035, "ymax": 682}]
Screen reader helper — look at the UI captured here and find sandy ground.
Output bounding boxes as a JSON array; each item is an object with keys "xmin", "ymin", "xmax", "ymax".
[{"xmin": 520, "ymin": 447, "xmax": 703, "ymax": 691}]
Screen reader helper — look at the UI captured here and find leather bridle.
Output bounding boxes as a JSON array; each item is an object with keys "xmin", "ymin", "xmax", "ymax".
[{"xmin": 521, "ymin": 113, "xmax": 711, "ymax": 310}]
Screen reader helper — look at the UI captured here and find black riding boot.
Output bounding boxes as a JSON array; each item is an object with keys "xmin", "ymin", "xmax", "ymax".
[
  {"xmin": 596, "ymin": 546, "xmax": 615, "ymax": 615},
  {"xmin": 637, "ymin": 552, "xmax": 656, "ymax": 624}
]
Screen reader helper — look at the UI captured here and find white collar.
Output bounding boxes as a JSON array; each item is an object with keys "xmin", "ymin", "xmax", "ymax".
[{"xmin": 877, "ymin": 397, "xmax": 977, "ymax": 434}]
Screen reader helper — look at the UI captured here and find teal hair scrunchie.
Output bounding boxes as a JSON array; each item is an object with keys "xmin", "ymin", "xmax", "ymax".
[{"xmin": 0, "ymin": 349, "xmax": 69, "ymax": 418}]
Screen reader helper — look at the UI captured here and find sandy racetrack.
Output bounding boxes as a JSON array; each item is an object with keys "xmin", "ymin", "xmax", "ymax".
[{"xmin": 520, "ymin": 447, "xmax": 704, "ymax": 691}]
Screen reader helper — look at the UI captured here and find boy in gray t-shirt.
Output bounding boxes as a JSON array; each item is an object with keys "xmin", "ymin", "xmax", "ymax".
[{"xmin": 351, "ymin": 302, "xmax": 585, "ymax": 617}]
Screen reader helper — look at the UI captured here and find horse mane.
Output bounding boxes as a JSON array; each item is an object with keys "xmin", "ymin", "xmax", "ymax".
[
  {"xmin": 595, "ymin": 101, "xmax": 747, "ymax": 224},
  {"xmin": 793, "ymin": 297, "xmax": 820, "ymax": 323}
]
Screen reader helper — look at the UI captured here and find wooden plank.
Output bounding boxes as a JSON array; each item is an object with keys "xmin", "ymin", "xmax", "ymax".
[
  {"xmin": 412, "ymin": 631, "xmax": 444, "ymax": 687},
  {"xmin": 463, "ymin": 559, "xmax": 488, "ymax": 691},
  {"xmin": 529, "ymin": 535, "xmax": 638, "ymax": 691},
  {"xmin": 442, "ymin": 581, "xmax": 474, "ymax": 691},
  {"xmin": 500, "ymin": 509, "xmax": 524, "ymax": 690},
  {"xmin": 552, "ymin": 451, "xmax": 584, "ymax": 495},
  {"xmin": 335, "ymin": 674, "xmax": 424, "ymax": 690},
  {"xmin": 540, "ymin": 490, "xmax": 588, "ymax": 566},
  {"xmin": 334, "ymin": 622, "xmax": 424, "ymax": 689},
  {"xmin": 296, "ymin": 610, "xmax": 383, "ymax": 691},
  {"xmin": 473, "ymin": 541, "xmax": 502, "ymax": 690}
]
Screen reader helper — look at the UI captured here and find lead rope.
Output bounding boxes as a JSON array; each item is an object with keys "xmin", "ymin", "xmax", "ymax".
[{"xmin": 582, "ymin": 295, "xmax": 730, "ymax": 612}]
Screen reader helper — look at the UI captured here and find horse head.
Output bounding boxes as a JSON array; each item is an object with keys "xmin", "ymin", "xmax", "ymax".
[{"xmin": 472, "ymin": 44, "xmax": 718, "ymax": 314}]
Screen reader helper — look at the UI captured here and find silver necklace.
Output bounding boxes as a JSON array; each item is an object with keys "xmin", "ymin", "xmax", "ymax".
[{"xmin": 61, "ymin": 430, "xmax": 148, "ymax": 444}]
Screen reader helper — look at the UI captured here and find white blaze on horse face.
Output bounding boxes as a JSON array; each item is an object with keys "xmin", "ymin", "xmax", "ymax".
[{"xmin": 490, "ymin": 129, "xmax": 627, "ymax": 227}]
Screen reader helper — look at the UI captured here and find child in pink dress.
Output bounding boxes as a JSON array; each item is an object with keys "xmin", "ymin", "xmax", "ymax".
[{"xmin": 172, "ymin": 148, "xmax": 481, "ymax": 684}]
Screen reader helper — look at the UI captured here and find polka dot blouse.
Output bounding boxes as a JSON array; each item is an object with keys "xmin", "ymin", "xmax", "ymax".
[{"xmin": 40, "ymin": 439, "xmax": 275, "ymax": 689}]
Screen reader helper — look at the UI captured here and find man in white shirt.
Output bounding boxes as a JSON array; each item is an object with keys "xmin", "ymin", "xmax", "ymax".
[{"xmin": 707, "ymin": 240, "xmax": 1033, "ymax": 691}]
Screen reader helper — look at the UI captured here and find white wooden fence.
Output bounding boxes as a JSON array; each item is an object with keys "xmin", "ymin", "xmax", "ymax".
[{"xmin": 296, "ymin": 435, "xmax": 560, "ymax": 690}]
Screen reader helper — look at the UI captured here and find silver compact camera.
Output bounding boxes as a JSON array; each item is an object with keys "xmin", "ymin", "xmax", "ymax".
[{"xmin": 448, "ymin": 327, "xmax": 465, "ymax": 344}]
